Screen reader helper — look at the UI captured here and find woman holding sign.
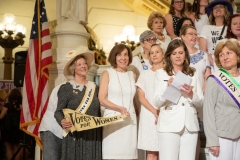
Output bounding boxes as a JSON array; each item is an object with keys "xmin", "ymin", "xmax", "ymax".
[
  {"xmin": 203, "ymin": 39, "xmax": 240, "ymax": 160},
  {"xmin": 54, "ymin": 50, "xmax": 102, "ymax": 160},
  {"xmin": 153, "ymin": 39, "xmax": 203, "ymax": 160},
  {"xmin": 99, "ymin": 44, "xmax": 138, "ymax": 159}
]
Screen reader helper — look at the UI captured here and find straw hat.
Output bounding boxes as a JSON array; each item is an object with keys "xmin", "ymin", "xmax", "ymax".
[{"xmin": 63, "ymin": 46, "xmax": 94, "ymax": 80}]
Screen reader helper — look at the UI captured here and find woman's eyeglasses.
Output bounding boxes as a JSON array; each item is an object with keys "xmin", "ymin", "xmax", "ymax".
[
  {"xmin": 174, "ymin": 1, "xmax": 184, "ymax": 5},
  {"xmin": 144, "ymin": 38, "xmax": 157, "ymax": 43},
  {"xmin": 186, "ymin": 33, "xmax": 197, "ymax": 37},
  {"xmin": 213, "ymin": 5, "xmax": 225, "ymax": 10}
]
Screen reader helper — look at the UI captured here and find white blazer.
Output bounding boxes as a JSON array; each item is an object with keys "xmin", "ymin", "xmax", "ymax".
[{"xmin": 153, "ymin": 69, "xmax": 203, "ymax": 133}]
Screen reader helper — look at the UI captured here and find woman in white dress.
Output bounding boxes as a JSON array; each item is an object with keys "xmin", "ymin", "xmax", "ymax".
[
  {"xmin": 136, "ymin": 44, "xmax": 165, "ymax": 160},
  {"xmin": 153, "ymin": 39, "xmax": 203, "ymax": 160},
  {"xmin": 99, "ymin": 44, "xmax": 138, "ymax": 160}
]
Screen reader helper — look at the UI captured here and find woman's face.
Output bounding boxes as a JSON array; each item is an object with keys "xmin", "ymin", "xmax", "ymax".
[
  {"xmin": 74, "ymin": 58, "xmax": 89, "ymax": 77},
  {"xmin": 200, "ymin": 0, "xmax": 208, "ymax": 7},
  {"xmin": 212, "ymin": 4, "xmax": 225, "ymax": 18},
  {"xmin": 181, "ymin": 28, "xmax": 197, "ymax": 46},
  {"xmin": 141, "ymin": 36, "xmax": 157, "ymax": 51},
  {"xmin": 170, "ymin": 46, "xmax": 186, "ymax": 67},
  {"xmin": 151, "ymin": 18, "xmax": 164, "ymax": 34},
  {"xmin": 172, "ymin": 0, "xmax": 184, "ymax": 12},
  {"xmin": 219, "ymin": 46, "xmax": 239, "ymax": 70},
  {"xmin": 182, "ymin": 20, "xmax": 193, "ymax": 27},
  {"xmin": 150, "ymin": 45, "xmax": 164, "ymax": 65},
  {"xmin": 116, "ymin": 48, "xmax": 129, "ymax": 69},
  {"xmin": 231, "ymin": 16, "xmax": 240, "ymax": 38}
]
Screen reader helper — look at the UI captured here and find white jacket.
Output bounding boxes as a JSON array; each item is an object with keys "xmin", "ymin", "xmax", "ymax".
[{"xmin": 153, "ymin": 69, "xmax": 203, "ymax": 133}]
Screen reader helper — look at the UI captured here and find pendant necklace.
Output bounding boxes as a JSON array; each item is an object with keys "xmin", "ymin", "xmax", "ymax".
[{"xmin": 115, "ymin": 69, "xmax": 132, "ymax": 111}]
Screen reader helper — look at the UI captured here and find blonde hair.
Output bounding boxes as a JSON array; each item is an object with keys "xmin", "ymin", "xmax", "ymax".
[
  {"xmin": 147, "ymin": 12, "xmax": 167, "ymax": 29},
  {"xmin": 148, "ymin": 44, "xmax": 165, "ymax": 65},
  {"xmin": 180, "ymin": 25, "xmax": 197, "ymax": 37}
]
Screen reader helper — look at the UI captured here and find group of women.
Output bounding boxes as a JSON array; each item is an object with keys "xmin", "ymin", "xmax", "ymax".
[{"xmin": 37, "ymin": 0, "xmax": 240, "ymax": 160}]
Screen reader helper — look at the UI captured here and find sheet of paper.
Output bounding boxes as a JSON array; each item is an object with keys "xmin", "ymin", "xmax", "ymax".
[
  {"xmin": 163, "ymin": 85, "xmax": 181, "ymax": 104},
  {"xmin": 163, "ymin": 71, "xmax": 192, "ymax": 104},
  {"xmin": 171, "ymin": 71, "xmax": 192, "ymax": 89}
]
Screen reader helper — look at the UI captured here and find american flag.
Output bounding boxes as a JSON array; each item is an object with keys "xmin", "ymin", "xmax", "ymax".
[{"xmin": 20, "ymin": 0, "xmax": 52, "ymax": 147}]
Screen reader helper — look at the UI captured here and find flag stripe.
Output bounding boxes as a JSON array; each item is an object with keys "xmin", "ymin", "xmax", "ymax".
[{"xmin": 20, "ymin": 0, "xmax": 52, "ymax": 148}]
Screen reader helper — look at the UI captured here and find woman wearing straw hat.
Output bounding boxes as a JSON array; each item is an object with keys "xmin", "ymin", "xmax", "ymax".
[
  {"xmin": 199, "ymin": 0, "xmax": 233, "ymax": 71},
  {"xmin": 54, "ymin": 49, "xmax": 102, "ymax": 160}
]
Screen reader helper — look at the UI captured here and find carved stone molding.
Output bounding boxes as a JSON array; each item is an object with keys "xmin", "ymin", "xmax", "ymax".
[{"xmin": 118, "ymin": 0, "xmax": 170, "ymax": 16}]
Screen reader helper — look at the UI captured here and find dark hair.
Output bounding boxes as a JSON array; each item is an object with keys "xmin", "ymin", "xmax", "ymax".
[
  {"xmin": 226, "ymin": 14, "xmax": 240, "ymax": 39},
  {"xmin": 185, "ymin": 2, "xmax": 192, "ymax": 13},
  {"xmin": 192, "ymin": 0, "xmax": 208, "ymax": 21},
  {"xmin": 192, "ymin": 0, "xmax": 198, "ymax": 12},
  {"xmin": 8, "ymin": 89, "xmax": 22, "ymax": 109},
  {"xmin": 164, "ymin": 39, "xmax": 195, "ymax": 76},
  {"xmin": 175, "ymin": 17, "xmax": 195, "ymax": 36},
  {"xmin": 108, "ymin": 44, "xmax": 132, "ymax": 67},
  {"xmin": 169, "ymin": 0, "xmax": 186, "ymax": 17}
]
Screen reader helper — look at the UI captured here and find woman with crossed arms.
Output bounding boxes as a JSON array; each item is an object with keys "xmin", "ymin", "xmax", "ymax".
[
  {"xmin": 203, "ymin": 39, "xmax": 240, "ymax": 160},
  {"xmin": 153, "ymin": 39, "xmax": 203, "ymax": 160}
]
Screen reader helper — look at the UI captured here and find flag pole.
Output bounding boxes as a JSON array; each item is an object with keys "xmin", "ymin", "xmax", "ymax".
[{"xmin": 36, "ymin": 1, "xmax": 42, "ymax": 160}]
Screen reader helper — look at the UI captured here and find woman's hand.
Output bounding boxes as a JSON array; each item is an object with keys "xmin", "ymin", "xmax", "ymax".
[
  {"xmin": 167, "ymin": 77, "xmax": 174, "ymax": 86},
  {"xmin": 180, "ymin": 83, "xmax": 193, "ymax": 99},
  {"xmin": 61, "ymin": 118, "xmax": 72, "ymax": 131},
  {"xmin": 209, "ymin": 146, "xmax": 220, "ymax": 157},
  {"xmin": 153, "ymin": 109, "xmax": 159, "ymax": 124},
  {"xmin": 119, "ymin": 107, "xmax": 130, "ymax": 116}
]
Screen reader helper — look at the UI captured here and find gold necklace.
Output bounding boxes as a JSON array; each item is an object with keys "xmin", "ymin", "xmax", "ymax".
[{"xmin": 115, "ymin": 69, "xmax": 132, "ymax": 111}]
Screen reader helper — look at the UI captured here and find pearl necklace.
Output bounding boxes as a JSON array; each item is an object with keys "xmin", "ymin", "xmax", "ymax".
[{"xmin": 115, "ymin": 69, "xmax": 132, "ymax": 111}]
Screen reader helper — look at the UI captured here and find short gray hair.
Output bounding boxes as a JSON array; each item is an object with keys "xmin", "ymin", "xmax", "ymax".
[{"xmin": 139, "ymin": 30, "xmax": 156, "ymax": 42}]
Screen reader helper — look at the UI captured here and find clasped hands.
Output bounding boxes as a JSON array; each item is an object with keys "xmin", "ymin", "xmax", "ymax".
[{"xmin": 61, "ymin": 118, "xmax": 72, "ymax": 131}]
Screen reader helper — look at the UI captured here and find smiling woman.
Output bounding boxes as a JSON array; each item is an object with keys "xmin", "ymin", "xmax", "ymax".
[
  {"xmin": 199, "ymin": 0, "xmax": 233, "ymax": 70},
  {"xmin": 99, "ymin": 44, "xmax": 138, "ymax": 159},
  {"xmin": 54, "ymin": 50, "xmax": 102, "ymax": 160}
]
